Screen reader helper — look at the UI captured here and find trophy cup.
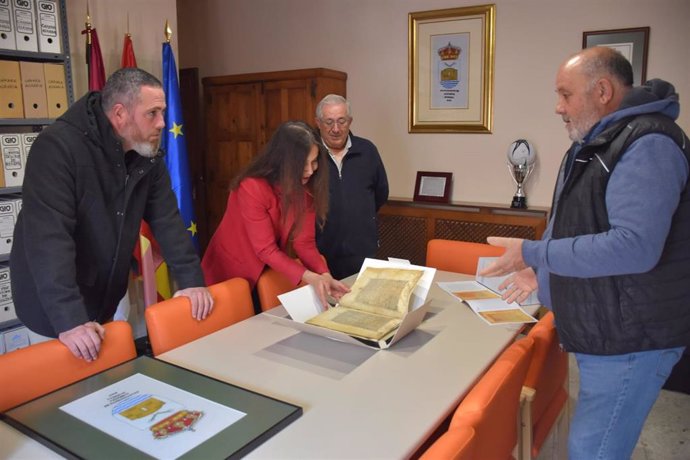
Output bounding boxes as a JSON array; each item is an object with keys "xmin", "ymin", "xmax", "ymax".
[{"xmin": 506, "ymin": 139, "xmax": 536, "ymax": 209}]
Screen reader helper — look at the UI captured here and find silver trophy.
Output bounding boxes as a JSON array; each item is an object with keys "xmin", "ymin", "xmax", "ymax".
[{"xmin": 506, "ymin": 139, "xmax": 536, "ymax": 209}]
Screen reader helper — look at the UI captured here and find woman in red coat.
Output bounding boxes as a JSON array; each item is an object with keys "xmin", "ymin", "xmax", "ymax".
[{"xmin": 202, "ymin": 121, "xmax": 349, "ymax": 309}]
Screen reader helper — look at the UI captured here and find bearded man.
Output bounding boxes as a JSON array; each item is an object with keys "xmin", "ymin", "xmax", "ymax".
[{"xmin": 11, "ymin": 68, "xmax": 212, "ymax": 362}]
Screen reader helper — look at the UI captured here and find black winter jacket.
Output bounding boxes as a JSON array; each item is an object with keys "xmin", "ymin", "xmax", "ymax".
[
  {"xmin": 10, "ymin": 92, "xmax": 204, "ymax": 337},
  {"xmin": 316, "ymin": 134, "xmax": 388, "ymax": 270}
]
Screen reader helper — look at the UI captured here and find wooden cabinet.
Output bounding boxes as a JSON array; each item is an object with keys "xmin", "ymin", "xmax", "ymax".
[
  {"xmin": 376, "ymin": 198, "xmax": 549, "ymax": 266},
  {"xmin": 202, "ymin": 68, "xmax": 347, "ymax": 242}
]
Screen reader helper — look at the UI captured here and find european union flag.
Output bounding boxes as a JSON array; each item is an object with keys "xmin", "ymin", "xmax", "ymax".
[{"xmin": 162, "ymin": 42, "xmax": 198, "ymax": 251}]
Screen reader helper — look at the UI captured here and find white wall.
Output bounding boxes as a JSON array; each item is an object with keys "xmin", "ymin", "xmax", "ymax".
[
  {"xmin": 65, "ymin": 0, "xmax": 179, "ymax": 99},
  {"xmin": 177, "ymin": 0, "xmax": 690, "ymax": 207}
]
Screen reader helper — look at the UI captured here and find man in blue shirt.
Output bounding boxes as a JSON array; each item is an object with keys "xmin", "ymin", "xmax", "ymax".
[{"xmin": 481, "ymin": 47, "xmax": 690, "ymax": 459}]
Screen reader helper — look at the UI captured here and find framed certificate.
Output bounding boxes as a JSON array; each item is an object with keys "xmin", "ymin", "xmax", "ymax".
[
  {"xmin": 413, "ymin": 171, "xmax": 453, "ymax": 203},
  {"xmin": 1, "ymin": 356, "xmax": 302, "ymax": 459}
]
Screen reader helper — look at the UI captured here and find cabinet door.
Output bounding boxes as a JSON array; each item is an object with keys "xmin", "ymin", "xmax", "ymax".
[
  {"xmin": 262, "ymin": 78, "xmax": 314, "ymax": 136},
  {"xmin": 204, "ymin": 83, "xmax": 262, "ymax": 235}
]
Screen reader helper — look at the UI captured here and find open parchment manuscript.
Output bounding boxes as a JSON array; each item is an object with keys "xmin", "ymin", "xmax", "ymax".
[{"xmin": 305, "ymin": 267, "xmax": 424, "ymax": 341}]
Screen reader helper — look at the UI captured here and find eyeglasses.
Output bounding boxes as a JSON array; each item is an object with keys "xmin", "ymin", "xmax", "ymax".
[{"xmin": 320, "ymin": 117, "xmax": 351, "ymax": 128}]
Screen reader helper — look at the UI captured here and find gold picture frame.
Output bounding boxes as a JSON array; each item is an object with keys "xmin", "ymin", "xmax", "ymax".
[{"xmin": 408, "ymin": 4, "xmax": 496, "ymax": 133}]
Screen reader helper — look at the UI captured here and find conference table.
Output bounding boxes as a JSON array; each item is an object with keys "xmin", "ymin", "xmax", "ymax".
[{"xmin": 0, "ymin": 270, "xmax": 534, "ymax": 459}]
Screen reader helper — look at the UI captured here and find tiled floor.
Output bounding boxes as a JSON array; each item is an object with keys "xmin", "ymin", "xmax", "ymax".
[{"xmin": 536, "ymin": 355, "xmax": 690, "ymax": 460}]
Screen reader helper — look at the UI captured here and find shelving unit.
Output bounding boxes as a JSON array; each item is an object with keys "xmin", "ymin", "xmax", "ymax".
[{"xmin": 0, "ymin": 0, "xmax": 73, "ymax": 336}]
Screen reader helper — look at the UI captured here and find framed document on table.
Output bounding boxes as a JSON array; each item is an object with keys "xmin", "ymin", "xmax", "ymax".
[{"xmin": 1, "ymin": 356, "xmax": 302, "ymax": 459}]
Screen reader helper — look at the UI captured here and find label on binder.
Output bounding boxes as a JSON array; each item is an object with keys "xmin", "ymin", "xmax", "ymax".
[
  {"xmin": 36, "ymin": 0, "xmax": 60, "ymax": 53},
  {"xmin": 0, "ymin": 0, "xmax": 17, "ymax": 50},
  {"xmin": 12, "ymin": 0, "xmax": 38, "ymax": 52}
]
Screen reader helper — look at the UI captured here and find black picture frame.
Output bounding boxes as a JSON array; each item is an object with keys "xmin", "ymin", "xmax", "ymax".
[
  {"xmin": 582, "ymin": 27, "xmax": 650, "ymax": 86},
  {"xmin": 413, "ymin": 171, "xmax": 452, "ymax": 203}
]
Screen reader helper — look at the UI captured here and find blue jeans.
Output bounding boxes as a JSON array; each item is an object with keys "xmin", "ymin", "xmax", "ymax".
[{"xmin": 569, "ymin": 347, "xmax": 685, "ymax": 459}]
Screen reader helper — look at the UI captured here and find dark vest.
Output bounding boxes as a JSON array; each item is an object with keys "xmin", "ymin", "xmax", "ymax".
[{"xmin": 550, "ymin": 114, "xmax": 690, "ymax": 354}]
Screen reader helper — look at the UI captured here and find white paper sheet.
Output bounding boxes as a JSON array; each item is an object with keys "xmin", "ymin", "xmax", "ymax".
[{"xmin": 60, "ymin": 373, "xmax": 246, "ymax": 459}]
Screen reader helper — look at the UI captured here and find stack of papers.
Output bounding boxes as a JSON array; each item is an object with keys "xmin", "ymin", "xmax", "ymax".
[{"xmin": 437, "ymin": 257, "xmax": 539, "ymax": 326}]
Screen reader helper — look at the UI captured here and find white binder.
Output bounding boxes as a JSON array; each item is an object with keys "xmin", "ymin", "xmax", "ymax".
[
  {"xmin": 12, "ymin": 0, "xmax": 37, "ymax": 52},
  {"xmin": 21, "ymin": 131, "xmax": 37, "ymax": 164},
  {"xmin": 0, "ymin": 263, "xmax": 16, "ymax": 324},
  {"xmin": 0, "ymin": 196, "xmax": 17, "ymax": 255},
  {"xmin": 0, "ymin": 133, "xmax": 24, "ymax": 187},
  {"xmin": 0, "ymin": 0, "xmax": 16, "ymax": 50},
  {"xmin": 35, "ymin": 0, "xmax": 60, "ymax": 53}
]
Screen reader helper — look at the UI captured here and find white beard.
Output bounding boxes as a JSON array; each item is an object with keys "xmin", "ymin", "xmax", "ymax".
[{"xmin": 131, "ymin": 140, "xmax": 159, "ymax": 158}]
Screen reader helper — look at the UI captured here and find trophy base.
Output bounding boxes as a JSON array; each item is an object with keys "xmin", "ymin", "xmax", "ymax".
[{"xmin": 511, "ymin": 196, "xmax": 527, "ymax": 209}]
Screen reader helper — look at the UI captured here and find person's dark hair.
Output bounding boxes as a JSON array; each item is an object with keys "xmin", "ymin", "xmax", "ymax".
[
  {"xmin": 231, "ymin": 121, "xmax": 329, "ymax": 233},
  {"xmin": 583, "ymin": 46, "xmax": 634, "ymax": 88},
  {"xmin": 101, "ymin": 67, "xmax": 162, "ymax": 112}
]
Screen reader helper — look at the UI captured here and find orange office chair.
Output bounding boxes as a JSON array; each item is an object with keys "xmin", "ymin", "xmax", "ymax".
[
  {"xmin": 420, "ymin": 426, "xmax": 476, "ymax": 460},
  {"xmin": 448, "ymin": 336, "xmax": 534, "ymax": 460},
  {"xmin": 426, "ymin": 239, "xmax": 506, "ymax": 275},
  {"xmin": 145, "ymin": 277, "xmax": 254, "ymax": 356},
  {"xmin": 256, "ymin": 267, "xmax": 305, "ymax": 312},
  {"xmin": 0, "ymin": 321, "xmax": 136, "ymax": 412},
  {"xmin": 520, "ymin": 311, "xmax": 569, "ymax": 459}
]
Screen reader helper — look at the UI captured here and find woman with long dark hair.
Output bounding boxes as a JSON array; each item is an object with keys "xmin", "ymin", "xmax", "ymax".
[{"xmin": 202, "ymin": 121, "xmax": 349, "ymax": 308}]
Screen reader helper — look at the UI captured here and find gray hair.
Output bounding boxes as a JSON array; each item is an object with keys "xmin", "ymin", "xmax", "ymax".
[
  {"xmin": 316, "ymin": 94, "xmax": 351, "ymax": 119},
  {"xmin": 580, "ymin": 47, "xmax": 634, "ymax": 89},
  {"xmin": 101, "ymin": 67, "xmax": 162, "ymax": 112}
]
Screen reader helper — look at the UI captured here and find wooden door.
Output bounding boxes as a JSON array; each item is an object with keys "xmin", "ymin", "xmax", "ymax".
[
  {"xmin": 203, "ymin": 82, "xmax": 262, "ymax": 236},
  {"xmin": 201, "ymin": 69, "xmax": 347, "ymax": 241}
]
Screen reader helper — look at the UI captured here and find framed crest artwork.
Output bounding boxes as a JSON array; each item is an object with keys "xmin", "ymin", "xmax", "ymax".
[
  {"xmin": 408, "ymin": 4, "xmax": 496, "ymax": 133},
  {"xmin": 582, "ymin": 27, "xmax": 650, "ymax": 86}
]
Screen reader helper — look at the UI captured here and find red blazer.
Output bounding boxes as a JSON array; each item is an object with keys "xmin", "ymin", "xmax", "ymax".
[{"xmin": 202, "ymin": 177, "xmax": 328, "ymax": 288}]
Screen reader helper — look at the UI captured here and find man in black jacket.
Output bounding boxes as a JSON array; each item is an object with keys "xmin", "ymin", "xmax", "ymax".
[
  {"xmin": 315, "ymin": 94, "xmax": 389, "ymax": 279},
  {"xmin": 11, "ymin": 68, "xmax": 213, "ymax": 362}
]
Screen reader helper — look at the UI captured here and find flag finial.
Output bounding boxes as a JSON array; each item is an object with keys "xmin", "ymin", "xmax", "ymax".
[
  {"xmin": 85, "ymin": 0, "xmax": 92, "ymax": 44},
  {"xmin": 164, "ymin": 20, "xmax": 172, "ymax": 43}
]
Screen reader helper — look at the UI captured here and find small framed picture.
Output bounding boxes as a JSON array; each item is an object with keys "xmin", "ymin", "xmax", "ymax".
[{"xmin": 413, "ymin": 171, "xmax": 452, "ymax": 203}]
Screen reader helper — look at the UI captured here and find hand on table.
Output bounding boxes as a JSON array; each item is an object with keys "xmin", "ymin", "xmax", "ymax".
[
  {"xmin": 174, "ymin": 286, "xmax": 214, "ymax": 320},
  {"xmin": 58, "ymin": 321, "xmax": 106, "ymax": 361}
]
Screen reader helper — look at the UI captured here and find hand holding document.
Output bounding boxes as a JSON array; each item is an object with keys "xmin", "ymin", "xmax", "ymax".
[
  {"xmin": 277, "ymin": 258, "xmax": 436, "ymax": 349},
  {"xmin": 306, "ymin": 267, "xmax": 424, "ymax": 341},
  {"xmin": 438, "ymin": 257, "xmax": 539, "ymax": 326}
]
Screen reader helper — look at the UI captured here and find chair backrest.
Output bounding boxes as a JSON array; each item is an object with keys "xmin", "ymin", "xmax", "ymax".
[
  {"xmin": 256, "ymin": 267, "xmax": 304, "ymax": 312},
  {"xmin": 523, "ymin": 311, "xmax": 569, "ymax": 457},
  {"xmin": 145, "ymin": 277, "xmax": 254, "ymax": 356},
  {"xmin": 426, "ymin": 239, "xmax": 506, "ymax": 275},
  {"xmin": 0, "ymin": 321, "xmax": 136, "ymax": 412},
  {"xmin": 450, "ymin": 336, "xmax": 534, "ymax": 460},
  {"xmin": 420, "ymin": 426, "xmax": 476, "ymax": 460}
]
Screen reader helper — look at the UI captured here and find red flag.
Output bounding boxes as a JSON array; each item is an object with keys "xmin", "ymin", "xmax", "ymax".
[
  {"xmin": 121, "ymin": 33, "xmax": 137, "ymax": 68},
  {"xmin": 81, "ymin": 26, "xmax": 105, "ymax": 91},
  {"xmin": 120, "ymin": 34, "xmax": 172, "ymax": 306}
]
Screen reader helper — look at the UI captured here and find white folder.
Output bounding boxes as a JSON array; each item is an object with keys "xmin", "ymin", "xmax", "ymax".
[
  {"xmin": 35, "ymin": 0, "xmax": 60, "ymax": 53},
  {"xmin": 12, "ymin": 0, "xmax": 38, "ymax": 52},
  {"xmin": 0, "ymin": 133, "xmax": 24, "ymax": 187},
  {"xmin": 0, "ymin": 0, "xmax": 17, "ymax": 50}
]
